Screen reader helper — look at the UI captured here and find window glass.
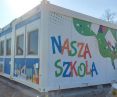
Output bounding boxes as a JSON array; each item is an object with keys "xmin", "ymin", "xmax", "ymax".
[
  {"xmin": 1, "ymin": 41, "xmax": 4, "ymax": 56},
  {"xmin": 28, "ymin": 30, "xmax": 38, "ymax": 55},
  {"xmin": 6, "ymin": 39, "xmax": 11, "ymax": 55},
  {"xmin": 17, "ymin": 35, "xmax": 24, "ymax": 55}
]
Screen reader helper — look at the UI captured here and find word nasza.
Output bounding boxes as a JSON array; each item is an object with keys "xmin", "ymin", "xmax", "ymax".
[{"xmin": 51, "ymin": 36, "xmax": 98, "ymax": 77}]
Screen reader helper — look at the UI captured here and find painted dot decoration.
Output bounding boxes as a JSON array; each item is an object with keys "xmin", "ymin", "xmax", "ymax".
[{"xmin": 49, "ymin": 12, "xmax": 72, "ymax": 27}]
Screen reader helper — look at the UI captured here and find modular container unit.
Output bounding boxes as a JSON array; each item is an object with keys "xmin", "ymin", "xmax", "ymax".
[{"xmin": 0, "ymin": 0, "xmax": 117, "ymax": 93}]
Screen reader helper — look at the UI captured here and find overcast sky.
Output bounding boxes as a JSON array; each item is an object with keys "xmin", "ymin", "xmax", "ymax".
[{"xmin": 0, "ymin": 0, "xmax": 117, "ymax": 28}]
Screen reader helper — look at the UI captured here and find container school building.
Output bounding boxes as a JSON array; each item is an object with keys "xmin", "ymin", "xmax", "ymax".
[{"xmin": 0, "ymin": 0, "xmax": 117, "ymax": 93}]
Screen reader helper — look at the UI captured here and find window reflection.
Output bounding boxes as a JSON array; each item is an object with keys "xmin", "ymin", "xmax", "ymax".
[
  {"xmin": 1, "ymin": 41, "xmax": 4, "ymax": 56},
  {"xmin": 6, "ymin": 39, "xmax": 11, "ymax": 55},
  {"xmin": 28, "ymin": 30, "xmax": 38, "ymax": 55},
  {"xmin": 17, "ymin": 35, "xmax": 24, "ymax": 55}
]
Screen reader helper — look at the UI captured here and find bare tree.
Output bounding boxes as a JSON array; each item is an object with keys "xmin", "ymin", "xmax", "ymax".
[{"xmin": 100, "ymin": 9, "xmax": 117, "ymax": 24}]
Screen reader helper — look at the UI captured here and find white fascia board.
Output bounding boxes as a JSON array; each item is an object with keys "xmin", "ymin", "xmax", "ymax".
[
  {"xmin": 22, "ymin": 4, "xmax": 41, "ymax": 21},
  {"xmin": 15, "ymin": 4, "xmax": 41, "ymax": 24},
  {"xmin": 16, "ymin": 17, "xmax": 22, "ymax": 24},
  {"xmin": 46, "ymin": 4, "xmax": 117, "ymax": 29}
]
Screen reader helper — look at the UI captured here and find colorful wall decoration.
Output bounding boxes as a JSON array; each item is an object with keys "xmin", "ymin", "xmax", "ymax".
[
  {"xmin": 73, "ymin": 19, "xmax": 117, "ymax": 69},
  {"xmin": 48, "ymin": 12, "xmax": 117, "ymax": 86},
  {"xmin": 51, "ymin": 36, "xmax": 98, "ymax": 78},
  {"xmin": 14, "ymin": 58, "xmax": 39, "ymax": 85}
]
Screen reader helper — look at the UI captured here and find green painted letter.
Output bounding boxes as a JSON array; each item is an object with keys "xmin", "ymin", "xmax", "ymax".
[
  {"xmin": 78, "ymin": 63, "xmax": 86, "ymax": 77},
  {"xmin": 55, "ymin": 59, "xmax": 63, "ymax": 77},
  {"xmin": 70, "ymin": 41, "xmax": 77, "ymax": 56}
]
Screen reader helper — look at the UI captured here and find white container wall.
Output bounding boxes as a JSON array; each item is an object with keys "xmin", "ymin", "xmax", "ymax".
[{"xmin": 0, "ymin": 0, "xmax": 117, "ymax": 93}]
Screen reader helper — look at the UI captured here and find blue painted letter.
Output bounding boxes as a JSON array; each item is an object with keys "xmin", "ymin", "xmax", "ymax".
[
  {"xmin": 91, "ymin": 62, "xmax": 98, "ymax": 77},
  {"xmin": 63, "ymin": 62, "xmax": 71, "ymax": 77},
  {"xmin": 51, "ymin": 36, "xmax": 62, "ymax": 54}
]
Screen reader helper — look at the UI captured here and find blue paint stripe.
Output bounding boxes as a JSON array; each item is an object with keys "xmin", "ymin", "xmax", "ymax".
[
  {"xmin": 0, "ymin": 28, "xmax": 12, "ymax": 37},
  {"xmin": 4, "ymin": 58, "xmax": 11, "ymax": 75},
  {"xmin": 0, "ymin": 58, "xmax": 3, "ymax": 61},
  {"xmin": 16, "ymin": 12, "xmax": 41, "ymax": 30}
]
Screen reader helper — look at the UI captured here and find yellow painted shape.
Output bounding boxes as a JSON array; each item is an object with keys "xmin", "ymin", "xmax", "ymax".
[
  {"xmin": 27, "ymin": 79, "xmax": 32, "ymax": 82},
  {"xmin": 17, "ymin": 70, "xmax": 19, "ymax": 75},
  {"xmin": 112, "ymin": 91, "xmax": 117, "ymax": 97},
  {"xmin": 33, "ymin": 74, "xmax": 36, "ymax": 84},
  {"xmin": 21, "ymin": 65, "xmax": 26, "ymax": 74},
  {"xmin": 46, "ymin": 95, "xmax": 48, "ymax": 97},
  {"xmin": 34, "ymin": 64, "xmax": 37, "ymax": 77}
]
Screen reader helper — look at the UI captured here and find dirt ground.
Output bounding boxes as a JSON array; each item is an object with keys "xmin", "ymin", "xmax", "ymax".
[
  {"xmin": 0, "ymin": 81, "xmax": 30, "ymax": 97},
  {"xmin": 71, "ymin": 91, "xmax": 109, "ymax": 97},
  {"xmin": 65, "ymin": 89, "xmax": 110, "ymax": 97},
  {"xmin": 0, "ymin": 80, "xmax": 111, "ymax": 97}
]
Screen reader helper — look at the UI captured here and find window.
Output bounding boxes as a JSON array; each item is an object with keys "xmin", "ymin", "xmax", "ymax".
[
  {"xmin": 16, "ymin": 35, "xmax": 24, "ymax": 55},
  {"xmin": 6, "ymin": 39, "xmax": 11, "ymax": 55},
  {"xmin": 28, "ymin": 30, "xmax": 38, "ymax": 55},
  {"xmin": 1, "ymin": 41, "xmax": 4, "ymax": 56}
]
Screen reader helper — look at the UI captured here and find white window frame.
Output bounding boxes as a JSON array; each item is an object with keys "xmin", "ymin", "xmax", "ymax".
[
  {"xmin": 15, "ymin": 26, "xmax": 25, "ymax": 58},
  {"xmin": 5, "ymin": 33, "xmax": 12, "ymax": 58},
  {"xmin": 0, "ymin": 36, "xmax": 5, "ymax": 58},
  {"xmin": 26, "ymin": 20, "xmax": 40, "ymax": 58}
]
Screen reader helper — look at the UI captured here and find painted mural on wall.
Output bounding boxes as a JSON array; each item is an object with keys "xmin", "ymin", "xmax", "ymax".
[
  {"xmin": 51, "ymin": 36, "xmax": 98, "ymax": 77},
  {"xmin": 48, "ymin": 12, "xmax": 117, "ymax": 85},
  {"xmin": 14, "ymin": 58, "xmax": 39, "ymax": 84},
  {"xmin": 73, "ymin": 19, "xmax": 117, "ymax": 69}
]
